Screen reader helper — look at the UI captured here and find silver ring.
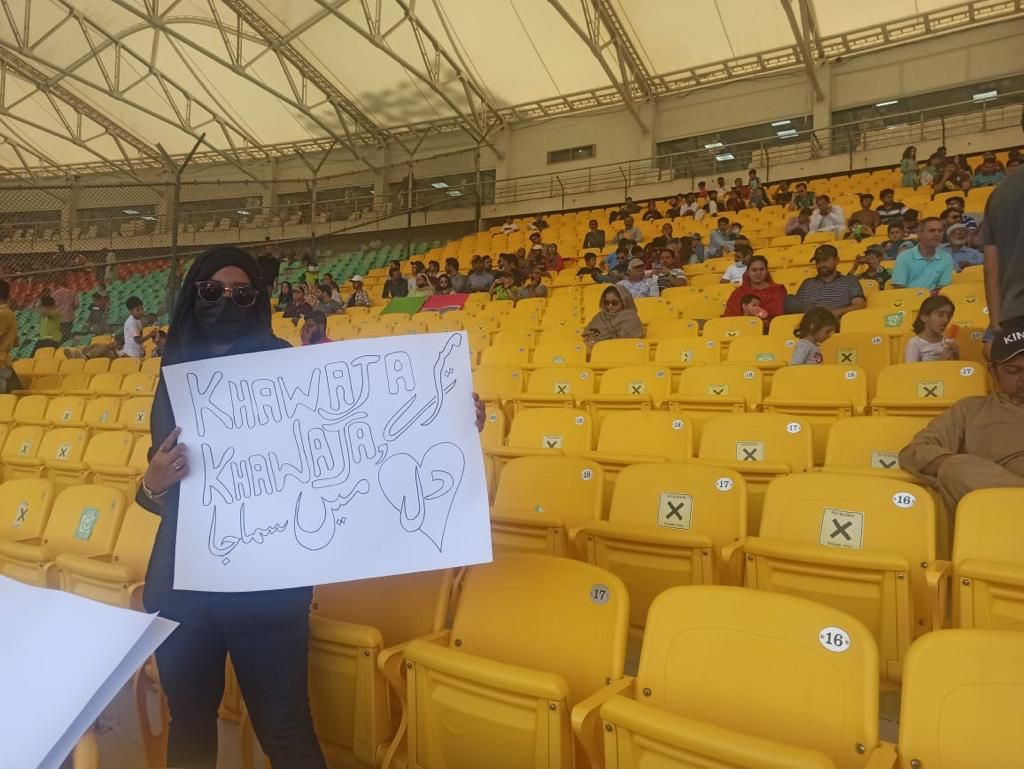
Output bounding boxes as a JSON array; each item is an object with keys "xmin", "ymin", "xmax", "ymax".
[{"xmin": 174, "ymin": 463, "xmax": 184, "ymax": 472}]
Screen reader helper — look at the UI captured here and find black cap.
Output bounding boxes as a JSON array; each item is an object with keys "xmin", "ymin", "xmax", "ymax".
[{"xmin": 991, "ymin": 325, "xmax": 1024, "ymax": 363}]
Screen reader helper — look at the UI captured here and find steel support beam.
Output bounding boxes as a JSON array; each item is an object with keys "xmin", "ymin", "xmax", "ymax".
[
  {"xmin": 780, "ymin": 0, "xmax": 825, "ymax": 101},
  {"xmin": 591, "ymin": 0, "xmax": 655, "ymax": 98}
]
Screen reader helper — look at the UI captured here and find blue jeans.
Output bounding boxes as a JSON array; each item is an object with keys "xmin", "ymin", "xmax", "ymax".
[{"xmin": 147, "ymin": 587, "xmax": 325, "ymax": 769}]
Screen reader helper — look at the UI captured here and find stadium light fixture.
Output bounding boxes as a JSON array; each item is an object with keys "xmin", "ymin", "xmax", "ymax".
[
  {"xmin": 973, "ymin": 90, "xmax": 998, "ymax": 102},
  {"xmin": 875, "ymin": 99, "xmax": 899, "ymax": 107},
  {"xmin": 885, "ymin": 123, "xmax": 909, "ymax": 130},
  {"xmin": 776, "ymin": 129, "xmax": 798, "ymax": 138},
  {"xmin": 704, "ymin": 141, "xmax": 724, "ymax": 149},
  {"xmin": 140, "ymin": 216, "xmax": 158, "ymax": 222},
  {"xmin": 236, "ymin": 209, "xmax": 251, "ymax": 215},
  {"xmin": 771, "ymin": 120, "xmax": 791, "ymax": 127},
  {"xmin": 430, "ymin": 182, "xmax": 450, "ymax": 189},
  {"xmin": 122, "ymin": 209, "xmax": 139, "ymax": 215},
  {"xmin": 715, "ymin": 153, "xmax": 735, "ymax": 162},
  {"xmin": 447, "ymin": 190, "xmax": 463, "ymax": 197}
]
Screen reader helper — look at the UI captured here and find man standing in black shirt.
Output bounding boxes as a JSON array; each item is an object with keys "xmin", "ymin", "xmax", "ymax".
[{"xmin": 257, "ymin": 240, "xmax": 281, "ymax": 290}]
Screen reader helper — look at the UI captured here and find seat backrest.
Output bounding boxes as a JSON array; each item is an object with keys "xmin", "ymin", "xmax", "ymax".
[
  {"xmin": 119, "ymin": 397, "xmax": 153, "ymax": 431},
  {"xmin": 492, "ymin": 329, "xmax": 536, "ymax": 348},
  {"xmin": 676, "ymin": 365, "xmax": 763, "ymax": 408},
  {"xmin": 698, "ymin": 414, "xmax": 813, "ymax": 471},
  {"xmin": 44, "ymin": 396, "xmax": 85, "ymax": 425},
  {"xmin": 726, "ymin": 336, "xmax": 797, "ymax": 365},
  {"xmin": 597, "ymin": 365, "xmax": 671, "ymax": 400},
  {"xmin": 768, "ymin": 313, "xmax": 804, "ymax": 339},
  {"xmin": 594, "ymin": 411, "xmax": 692, "ymax": 460},
  {"xmin": 0, "ymin": 479, "xmax": 57, "ymax": 542},
  {"xmin": 40, "ymin": 428, "xmax": 89, "ymax": 465},
  {"xmin": 644, "ymin": 319, "xmax": 699, "ymax": 340},
  {"xmin": 32, "ymin": 358, "xmax": 60, "ymax": 376},
  {"xmin": 83, "ymin": 398, "xmax": 123, "ymax": 428},
  {"xmin": 453, "ymin": 555, "xmax": 627, "ymax": 706},
  {"xmin": 88, "ymin": 373, "xmax": 123, "ymax": 392},
  {"xmin": 2, "ymin": 425, "xmax": 45, "ymax": 461},
  {"xmin": 590, "ymin": 338, "xmax": 650, "ymax": 366},
  {"xmin": 523, "ymin": 366, "xmax": 594, "ymax": 398},
  {"xmin": 0, "ymin": 394, "xmax": 16, "ymax": 421},
  {"xmin": 120, "ymin": 373, "xmax": 155, "ymax": 394},
  {"xmin": 841, "ymin": 307, "xmax": 912, "ymax": 337},
  {"xmin": 760, "ymin": 472, "xmax": 936, "ymax": 622},
  {"xmin": 12, "ymin": 394, "xmax": 48, "ymax": 423},
  {"xmin": 701, "ymin": 316, "xmax": 764, "ymax": 341},
  {"xmin": 866, "ymin": 287, "xmax": 928, "ymax": 312},
  {"xmin": 875, "ymin": 361, "xmax": 988, "ymax": 406},
  {"xmin": 653, "ymin": 338, "xmax": 721, "ymax": 366},
  {"xmin": 769, "ymin": 365, "xmax": 868, "ymax": 412},
  {"xmin": 58, "ymin": 358, "xmax": 86, "ymax": 375},
  {"xmin": 479, "ymin": 344, "xmax": 530, "ymax": 367},
  {"xmin": 898, "ymin": 630, "xmax": 1024, "ymax": 769},
  {"xmin": 492, "ymin": 456, "xmax": 604, "ymax": 528},
  {"xmin": 529, "ymin": 341, "xmax": 587, "ymax": 367},
  {"xmin": 128, "ymin": 435, "xmax": 152, "ymax": 471},
  {"xmin": 109, "ymin": 357, "xmax": 141, "ymax": 376},
  {"xmin": 609, "ymin": 463, "xmax": 745, "ymax": 548},
  {"xmin": 824, "ymin": 416, "xmax": 928, "ymax": 473},
  {"xmin": 505, "ymin": 408, "xmax": 592, "ymax": 453},
  {"xmin": 821, "ymin": 333, "xmax": 891, "ymax": 392},
  {"xmin": 41, "ymin": 484, "xmax": 127, "ymax": 560},
  {"xmin": 111, "ymin": 503, "xmax": 161, "ymax": 578},
  {"xmin": 140, "ymin": 358, "xmax": 161, "ymax": 376},
  {"xmin": 312, "ymin": 569, "xmax": 453, "ymax": 646},
  {"xmin": 83, "ymin": 431, "xmax": 135, "ymax": 467},
  {"xmin": 638, "ymin": 586, "xmax": 878, "ymax": 769},
  {"xmin": 82, "ymin": 358, "xmax": 111, "ymax": 375},
  {"xmin": 471, "ymin": 365, "xmax": 524, "ymax": 400},
  {"xmin": 953, "ymin": 489, "xmax": 1024, "ymax": 571}
]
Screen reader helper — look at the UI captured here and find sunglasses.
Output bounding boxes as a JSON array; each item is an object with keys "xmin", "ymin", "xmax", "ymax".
[{"xmin": 195, "ymin": 280, "xmax": 259, "ymax": 307}]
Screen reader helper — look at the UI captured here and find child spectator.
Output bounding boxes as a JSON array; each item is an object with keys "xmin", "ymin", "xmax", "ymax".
[
  {"xmin": 740, "ymin": 294, "xmax": 767, "ymax": 320},
  {"xmin": 36, "ymin": 296, "xmax": 62, "ymax": 353},
  {"xmin": 122, "ymin": 296, "xmax": 155, "ymax": 358},
  {"xmin": 906, "ymin": 296, "xmax": 959, "ymax": 362},
  {"xmin": 791, "ymin": 307, "xmax": 838, "ymax": 365}
]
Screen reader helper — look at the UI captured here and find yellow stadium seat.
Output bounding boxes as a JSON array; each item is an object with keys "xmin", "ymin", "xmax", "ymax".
[
  {"xmin": 14, "ymin": 427, "xmax": 87, "ymax": 486},
  {"xmin": 117, "ymin": 397, "xmax": 153, "ymax": 432},
  {"xmin": 725, "ymin": 335, "xmax": 797, "ymax": 382},
  {"xmin": 308, "ymin": 570, "xmax": 454, "ymax": 768},
  {"xmin": 42, "ymin": 396, "xmax": 87, "ymax": 427},
  {"xmin": 141, "ymin": 360, "xmax": 161, "ymax": 382},
  {"xmin": 58, "ymin": 358, "xmax": 86, "ymax": 376},
  {"xmin": 109, "ymin": 357, "xmax": 142, "ymax": 376},
  {"xmin": 528, "ymin": 341, "xmax": 587, "ymax": 368},
  {"xmin": 92, "ymin": 435, "xmax": 150, "ymax": 498},
  {"xmin": 509, "ymin": 366, "xmax": 594, "ymax": 414},
  {"xmin": 31, "ymin": 358, "xmax": 60, "ymax": 378},
  {"xmin": 120, "ymin": 373, "xmax": 156, "ymax": 396},
  {"xmin": 823, "ymin": 416, "xmax": 928, "ymax": 483},
  {"xmin": 589, "ymin": 338, "xmax": 650, "ymax": 370},
  {"xmin": 1, "ymin": 424, "xmax": 45, "ymax": 479},
  {"xmin": 471, "ymin": 365, "xmax": 524, "ymax": 403},
  {"xmin": 897, "ymin": 630, "xmax": 1024, "ymax": 769},
  {"xmin": 696, "ymin": 414, "xmax": 814, "ymax": 532},
  {"xmin": 743, "ymin": 472, "xmax": 946, "ymax": 683},
  {"xmin": 583, "ymin": 586, "xmax": 891, "ymax": 769},
  {"xmin": 88, "ymin": 373, "xmax": 125, "ymax": 397},
  {"xmin": 633, "ymin": 297, "xmax": 676, "ymax": 324},
  {"xmin": 867, "ymin": 287, "xmax": 929, "ymax": 312},
  {"xmin": 821, "ymin": 333, "xmax": 892, "ymax": 398},
  {"xmin": 573, "ymin": 465, "xmax": 747, "ymax": 637},
  {"xmin": 56, "ymin": 503, "xmax": 159, "ymax": 610},
  {"xmin": 0, "ymin": 394, "xmax": 16, "ymax": 424},
  {"xmin": 0, "ymin": 484, "xmax": 126, "ymax": 587},
  {"xmin": 0, "ymin": 479, "xmax": 57, "ymax": 551},
  {"xmin": 82, "ymin": 358, "xmax": 111, "ymax": 375},
  {"xmin": 701, "ymin": 316, "xmax": 764, "ymax": 347},
  {"xmin": 486, "ymin": 407, "xmax": 593, "ymax": 483},
  {"xmin": 872, "ymin": 360, "xmax": 988, "ymax": 417},
  {"xmin": 581, "ymin": 365, "xmax": 671, "ymax": 427},
  {"xmin": 492, "ymin": 329, "xmax": 537, "ymax": 348},
  {"xmin": 950, "ymin": 264, "xmax": 983, "ymax": 284},
  {"xmin": 803, "ymin": 231, "xmax": 837, "ymax": 244},
  {"xmin": 841, "ymin": 308, "xmax": 913, "ymax": 360},
  {"xmin": 581, "ymin": 411, "xmax": 694, "ymax": 511},
  {"xmin": 479, "ymin": 404, "xmax": 505, "ymax": 452},
  {"xmin": 57, "ymin": 373, "xmax": 93, "ymax": 395},
  {"xmin": 952, "ymin": 489, "xmax": 1024, "ymax": 631},
  {"xmin": 763, "ymin": 364, "xmax": 868, "ymax": 463},
  {"xmin": 652, "ymin": 338, "xmax": 722, "ymax": 378},
  {"xmin": 539, "ymin": 326, "xmax": 584, "ymax": 344},
  {"xmin": 667, "ymin": 365, "xmax": 763, "ymax": 444},
  {"xmin": 82, "ymin": 398, "xmax": 124, "ymax": 430},
  {"xmin": 32, "ymin": 347, "xmax": 55, "ymax": 359},
  {"xmin": 678, "ymin": 299, "xmax": 728, "ymax": 321},
  {"xmin": 399, "ymin": 555, "xmax": 628, "ymax": 769},
  {"xmin": 644, "ymin": 319, "xmax": 699, "ymax": 340},
  {"xmin": 490, "ymin": 456, "xmax": 604, "ymax": 556},
  {"xmin": 479, "ymin": 345, "xmax": 531, "ymax": 367},
  {"xmin": 48, "ymin": 431, "xmax": 135, "ymax": 492}
]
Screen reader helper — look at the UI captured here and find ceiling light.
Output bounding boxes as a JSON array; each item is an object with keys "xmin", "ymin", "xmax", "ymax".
[
  {"xmin": 777, "ymin": 129, "xmax": 798, "ymax": 138},
  {"xmin": 140, "ymin": 215, "xmax": 157, "ymax": 221},
  {"xmin": 704, "ymin": 142, "xmax": 724, "ymax": 150},
  {"xmin": 715, "ymin": 153, "xmax": 735, "ymax": 162},
  {"xmin": 236, "ymin": 209, "xmax": 250, "ymax": 215},
  {"xmin": 973, "ymin": 90, "xmax": 998, "ymax": 102},
  {"xmin": 447, "ymin": 190, "xmax": 463, "ymax": 197},
  {"xmin": 430, "ymin": 182, "xmax": 450, "ymax": 189},
  {"xmin": 886, "ymin": 123, "xmax": 908, "ymax": 130},
  {"xmin": 875, "ymin": 99, "xmax": 899, "ymax": 107},
  {"xmin": 771, "ymin": 120, "xmax": 791, "ymax": 127},
  {"xmin": 122, "ymin": 209, "xmax": 138, "ymax": 215}
]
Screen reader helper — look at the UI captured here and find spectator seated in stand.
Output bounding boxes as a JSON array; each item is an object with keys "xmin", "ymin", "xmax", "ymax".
[
  {"xmin": 891, "ymin": 217, "xmax": 954, "ymax": 291},
  {"xmin": 905, "ymin": 296, "xmax": 958, "ymax": 363},
  {"xmin": 409, "ymin": 273, "xmax": 434, "ymax": 297},
  {"xmin": 847, "ymin": 244, "xmax": 892, "ymax": 288},
  {"xmin": 283, "ymin": 285, "xmax": 313, "ymax": 322},
  {"xmin": 276, "ymin": 280, "xmax": 294, "ymax": 311},
  {"xmin": 721, "ymin": 244, "xmax": 753, "ymax": 286},
  {"xmin": 576, "ymin": 252, "xmax": 605, "ymax": 281},
  {"xmin": 300, "ymin": 310, "xmax": 332, "ymax": 346},
  {"xmin": 618, "ymin": 258, "xmax": 660, "ymax": 299},
  {"xmin": 847, "ymin": 193, "xmax": 880, "ymax": 239},
  {"xmin": 972, "ymin": 151, "xmax": 1006, "ymax": 187},
  {"xmin": 34, "ymin": 296, "xmax": 62, "ymax": 354},
  {"xmin": 772, "ymin": 180, "xmax": 793, "ymax": 206},
  {"xmin": 500, "ymin": 216, "xmax": 518, "ymax": 234},
  {"xmin": 809, "ymin": 194, "xmax": 846, "ymax": 235},
  {"xmin": 582, "ymin": 284, "xmax": 644, "ymax": 350},
  {"xmin": 939, "ymin": 223, "xmax": 983, "ymax": 271},
  {"xmin": 794, "ymin": 244, "xmax": 866, "ymax": 318},
  {"xmin": 790, "ymin": 181, "xmax": 815, "ymax": 211},
  {"xmin": 582, "ymin": 219, "xmax": 606, "ymax": 249},
  {"xmin": 346, "ymin": 276, "xmax": 372, "ymax": 308},
  {"xmin": 612, "ymin": 215, "xmax": 644, "ymax": 244},
  {"xmin": 707, "ymin": 217, "xmax": 735, "ymax": 258},
  {"xmin": 466, "ymin": 256, "xmax": 494, "ymax": 293},
  {"xmin": 876, "ymin": 188, "xmax": 907, "ymax": 226},
  {"xmin": 784, "ymin": 207, "xmax": 813, "ymax": 239},
  {"xmin": 314, "ymin": 284, "xmax": 344, "ymax": 315},
  {"xmin": 654, "ymin": 249, "xmax": 688, "ymax": 292},
  {"xmin": 790, "ymin": 307, "xmax": 838, "ymax": 365},
  {"xmin": 881, "ymin": 223, "xmax": 914, "ymax": 260},
  {"xmin": 723, "ymin": 255, "xmax": 786, "ymax": 322},
  {"xmin": 641, "ymin": 200, "xmax": 663, "ymax": 221}
]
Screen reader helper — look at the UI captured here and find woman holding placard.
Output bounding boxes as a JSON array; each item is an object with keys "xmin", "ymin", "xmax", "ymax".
[{"xmin": 138, "ymin": 246, "xmax": 327, "ymax": 769}]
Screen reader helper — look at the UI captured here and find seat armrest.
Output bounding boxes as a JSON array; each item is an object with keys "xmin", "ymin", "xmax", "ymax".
[
  {"xmin": 571, "ymin": 677, "xmax": 634, "ymax": 769},
  {"xmin": 925, "ymin": 559, "xmax": 952, "ymax": 631},
  {"xmin": 720, "ymin": 537, "xmax": 749, "ymax": 586},
  {"xmin": 864, "ymin": 741, "xmax": 897, "ymax": 768}
]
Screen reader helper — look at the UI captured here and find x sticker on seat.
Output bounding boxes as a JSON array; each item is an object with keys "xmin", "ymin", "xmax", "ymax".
[
  {"xmin": 629, "ymin": 381, "xmax": 646, "ymax": 395},
  {"xmin": 839, "ymin": 349, "xmax": 856, "ymax": 364},
  {"xmin": 735, "ymin": 441, "xmax": 764, "ymax": 462},
  {"xmin": 657, "ymin": 492, "xmax": 693, "ymax": 529},
  {"xmin": 917, "ymin": 380, "xmax": 944, "ymax": 399},
  {"xmin": 554, "ymin": 382, "xmax": 569, "ymax": 395},
  {"xmin": 818, "ymin": 507, "xmax": 864, "ymax": 550}
]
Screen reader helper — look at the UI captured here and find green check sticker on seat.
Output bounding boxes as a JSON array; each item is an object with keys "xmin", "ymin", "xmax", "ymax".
[{"xmin": 75, "ymin": 508, "xmax": 99, "ymax": 541}]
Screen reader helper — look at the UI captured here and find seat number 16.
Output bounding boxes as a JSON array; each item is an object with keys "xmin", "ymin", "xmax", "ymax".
[{"xmin": 818, "ymin": 626, "xmax": 851, "ymax": 653}]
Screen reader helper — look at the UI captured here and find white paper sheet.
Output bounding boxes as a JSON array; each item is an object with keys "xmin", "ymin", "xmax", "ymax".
[
  {"xmin": 162, "ymin": 331, "xmax": 492, "ymax": 592},
  {"xmin": 0, "ymin": 576, "xmax": 177, "ymax": 769}
]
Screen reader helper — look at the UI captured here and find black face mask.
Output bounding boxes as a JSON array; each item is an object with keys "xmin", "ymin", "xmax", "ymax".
[{"xmin": 194, "ymin": 298, "xmax": 254, "ymax": 343}]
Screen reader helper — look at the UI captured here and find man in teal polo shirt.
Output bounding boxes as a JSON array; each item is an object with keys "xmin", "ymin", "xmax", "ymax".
[{"xmin": 891, "ymin": 216, "xmax": 953, "ymax": 291}]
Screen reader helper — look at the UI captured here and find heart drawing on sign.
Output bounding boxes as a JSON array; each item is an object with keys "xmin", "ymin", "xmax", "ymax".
[{"xmin": 378, "ymin": 442, "xmax": 465, "ymax": 552}]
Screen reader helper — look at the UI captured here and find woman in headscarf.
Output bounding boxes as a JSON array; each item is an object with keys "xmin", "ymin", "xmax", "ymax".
[
  {"xmin": 138, "ymin": 246, "xmax": 326, "ymax": 769},
  {"xmin": 582, "ymin": 284, "xmax": 644, "ymax": 350},
  {"xmin": 722, "ymin": 254, "xmax": 786, "ymax": 322},
  {"xmin": 408, "ymin": 273, "xmax": 434, "ymax": 297},
  {"xmin": 275, "ymin": 280, "xmax": 293, "ymax": 311}
]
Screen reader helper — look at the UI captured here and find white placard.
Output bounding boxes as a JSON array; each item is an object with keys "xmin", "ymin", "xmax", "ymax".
[
  {"xmin": 0, "ymin": 576, "xmax": 177, "ymax": 769},
  {"xmin": 162, "ymin": 331, "xmax": 492, "ymax": 592}
]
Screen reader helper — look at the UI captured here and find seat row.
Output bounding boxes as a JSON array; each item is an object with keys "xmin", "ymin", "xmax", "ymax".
[
  {"xmin": 0, "ymin": 393, "xmax": 153, "ymax": 431},
  {"xmin": 10, "ymin": 368, "xmax": 157, "ymax": 397}
]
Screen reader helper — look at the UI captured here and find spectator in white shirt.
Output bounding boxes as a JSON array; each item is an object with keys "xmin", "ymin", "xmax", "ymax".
[
  {"xmin": 617, "ymin": 258, "xmax": 660, "ymax": 298},
  {"xmin": 809, "ymin": 194, "xmax": 846, "ymax": 235},
  {"xmin": 714, "ymin": 176, "xmax": 729, "ymax": 195},
  {"xmin": 721, "ymin": 244, "xmax": 753, "ymax": 285},
  {"xmin": 500, "ymin": 216, "xmax": 518, "ymax": 234},
  {"xmin": 613, "ymin": 215, "xmax": 644, "ymax": 244},
  {"xmin": 123, "ymin": 296, "xmax": 155, "ymax": 358}
]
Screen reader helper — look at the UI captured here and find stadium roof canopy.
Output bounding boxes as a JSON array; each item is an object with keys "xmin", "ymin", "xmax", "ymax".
[{"xmin": 0, "ymin": 0, "xmax": 1018, "ymax": 179}]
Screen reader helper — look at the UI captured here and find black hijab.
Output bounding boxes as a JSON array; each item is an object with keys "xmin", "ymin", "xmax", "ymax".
[{"xmin": 143, "ymin": 246, "xmax": 290, "ymax": 599}]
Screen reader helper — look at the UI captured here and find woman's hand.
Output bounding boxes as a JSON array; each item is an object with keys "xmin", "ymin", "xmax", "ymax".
[
  {"xmin": 144, "ymin": 427, "xmax": 189, "ymax": 497},
  {"xmin": 473, "ymin": 393, "xmax": 485, "ymax": 433}
]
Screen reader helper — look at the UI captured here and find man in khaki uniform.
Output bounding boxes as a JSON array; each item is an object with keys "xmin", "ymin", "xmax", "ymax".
[{"xmin": 900, "ymin": 326, "xmax": 1024, "ymax": 512}]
